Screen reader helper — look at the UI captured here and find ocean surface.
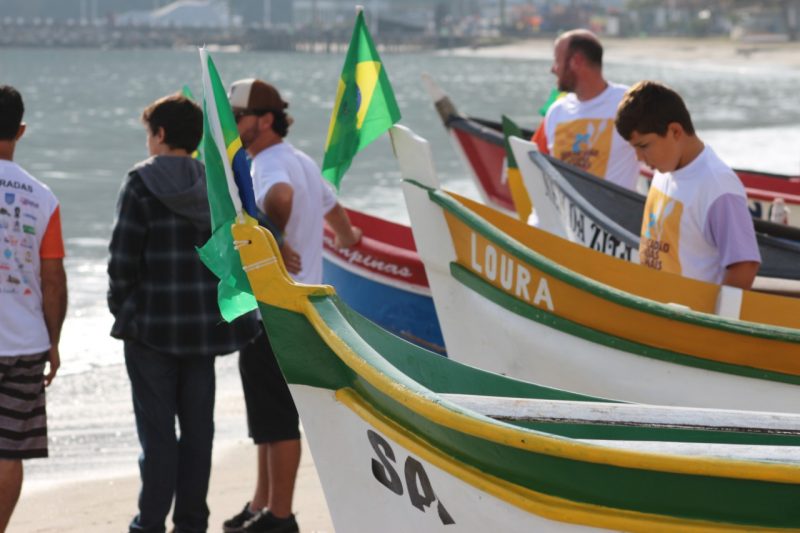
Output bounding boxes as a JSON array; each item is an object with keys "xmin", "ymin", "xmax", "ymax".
[{"xmin": 1, "ymin": 47, "xmax": 799, "ymax": 484}]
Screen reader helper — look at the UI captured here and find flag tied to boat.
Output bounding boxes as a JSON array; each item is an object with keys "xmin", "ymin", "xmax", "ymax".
[
  {"xmin": 196, "ymin": 48, "xmax": 261, "ymax": 321},
  {"xmin": 321, "ymin": 9, "xmax": 401, "ymax": 189}
]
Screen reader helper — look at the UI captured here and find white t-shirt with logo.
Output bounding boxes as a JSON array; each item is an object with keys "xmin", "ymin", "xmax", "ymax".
[
  {"xmin": 541, "ymin": 83, "xmax": 640, "ymax": 190},
  {"xmin": 0, "ymin": 160, "xmax": 64, "ymax": 356},
  {"xmin": 639, "ymin": 146, "xmax": 760, "ymax": 284},
  {"xmin": 251, "ymin": 142, "xmax": 337, "ymax": 284}
]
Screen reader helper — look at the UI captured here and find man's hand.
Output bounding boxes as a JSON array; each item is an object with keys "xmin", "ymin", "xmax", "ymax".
[
  {"xmin": 335, "ymin": 226, "xmax": 362, "ymax": 249},
  {"xmin": 280, "ymin": 241, "xmax": 302, "ymax": 274},
  {"xmin": 44, "ymin": 345, "xmax": 60, "ymax": 387}
]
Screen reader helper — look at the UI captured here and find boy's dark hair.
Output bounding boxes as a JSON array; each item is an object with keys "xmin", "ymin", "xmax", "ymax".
[
  {"xmin": 0, "ymin": 85, "xmax": 24, "ymax": 141},
  {"xmin": 616, "ymin": 81, "xmax": 695, "ymax": 141},
  {"xmin": 567, "ymin": 34, "xmax": 603, "ymax": 67},
  {"xmin": 141, "ymin": 94, "xmax": 203, "ymax": 153}
]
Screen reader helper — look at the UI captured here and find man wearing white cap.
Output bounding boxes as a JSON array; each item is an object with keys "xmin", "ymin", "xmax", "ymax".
[{"xmin": 224, "ymin": 78, "xmax": 361, "ymax": 533}]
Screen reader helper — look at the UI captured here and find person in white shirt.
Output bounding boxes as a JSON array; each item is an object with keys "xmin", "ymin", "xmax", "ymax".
[
  {"xmin": 615, "ymin": 80, "xmax": 761, "ymax": 289},
  {"xmin": 0, "ymin": 85, "xmax": 67, "ymax": 532},
  {"xmin": 223, "ymin": 78, "xmax": 361, "ymax": 533},
  {"xmin": 532, "ymin": 29, "xmax": 640, "ymax": 191}
]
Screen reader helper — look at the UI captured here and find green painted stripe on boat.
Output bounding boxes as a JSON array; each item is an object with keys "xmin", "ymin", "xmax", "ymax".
[
  {"xmin": 450, "ymin": 263, "xmax": 800, "ymax": 386},
  {"xmin": 257, "ymin": 299, "xmax": 800, "ymax": 528},
  {"xmin": 418, "ymin": 181, "xmax": 800, "ymax": 344}
]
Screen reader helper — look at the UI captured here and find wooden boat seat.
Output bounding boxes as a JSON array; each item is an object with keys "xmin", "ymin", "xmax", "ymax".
[{"xmin": 440, "ymin": 393, "xmax": 800, "ymax": 435}]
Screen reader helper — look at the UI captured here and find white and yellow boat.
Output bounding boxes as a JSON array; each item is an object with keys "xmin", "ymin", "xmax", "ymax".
[{"xmin": 395, "ymin": 125, "xmax": 800, "ymax": 413}]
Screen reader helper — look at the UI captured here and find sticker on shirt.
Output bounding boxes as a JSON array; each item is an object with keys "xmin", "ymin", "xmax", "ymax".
[
  {"xmin": 552, "ymin": 118, "xmax": 613, "ymax": 178},
  {"xmin": 640, "ymin": 188, "xmax": 683, "ymax": 274}
]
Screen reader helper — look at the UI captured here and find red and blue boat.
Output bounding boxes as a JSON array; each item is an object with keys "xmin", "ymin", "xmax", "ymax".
[{"xmin": 323, "ymin": 208, "xmax": 445, "ymax": 355}]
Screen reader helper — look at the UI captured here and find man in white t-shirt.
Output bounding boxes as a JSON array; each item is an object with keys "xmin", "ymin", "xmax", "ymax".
[
  {"xmin": 223, "ymin": 78, "xmax": 361, "ymax": 533},
  {"xmin": 615, "ymin": 81, "xmax": 761, "ymax": 288},
  {"xmin": 0, "ymin": 85, "xmax": 67, "ymax": 532},
  {"xmin": 532, "ymin": 29, "xmax": 640, "ymax": 191}
]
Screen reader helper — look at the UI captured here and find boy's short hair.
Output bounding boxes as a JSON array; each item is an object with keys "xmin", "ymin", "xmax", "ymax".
[
  {"xmin": 566, "ymin": 34, "xmax": 603, "ymax": 67},
  {"xmin": 141, "ymin": 94, "xmax": 203, "ymax": 153},
  {"xmin": 0, "ymin": 86, "xmax": 24, "ymax": 141},
  {"xmin": 615, "ymin": 81, "xmax": 695, "ymax": 141}
]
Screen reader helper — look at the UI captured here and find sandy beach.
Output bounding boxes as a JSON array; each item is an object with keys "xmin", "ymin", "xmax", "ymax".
[
  {"xmin": 7, "ymin": 355, "xmax": 334, "ymax": 533},
  {"xmin": 449, "ymin": 36, "xmax": 800, "ymax": 70}
]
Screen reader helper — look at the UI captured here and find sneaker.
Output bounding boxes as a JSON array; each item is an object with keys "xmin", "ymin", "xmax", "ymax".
[
  {"xmin": 244, "ymin": 510, "xmax": 299, "ymax": 533},
  {"xmin": 223, "ymin": 502, "xmax": 257, "ymax": 533}
]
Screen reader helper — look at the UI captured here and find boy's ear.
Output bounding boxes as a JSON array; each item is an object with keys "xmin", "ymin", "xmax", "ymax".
[
  {"xmin": 15, "ymin": 123, "xmax": 26, "ymax": 141},
  {"xmin": 667, "ymin": 122, "xmax": 684, "ymax": 139},
  {"xmin": 155, "ymin": 126, "xmax": 166, "ymax": 143}
]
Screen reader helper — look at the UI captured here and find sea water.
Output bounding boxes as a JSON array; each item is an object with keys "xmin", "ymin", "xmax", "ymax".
[{"xmin": 1, "ymin": 47, "xmax": 799, "ymax": 483}]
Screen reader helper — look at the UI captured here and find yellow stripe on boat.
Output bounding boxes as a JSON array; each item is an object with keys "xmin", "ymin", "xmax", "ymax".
[
  {"xmin": 336, "ymin": 388, "xmax": 791, "ymax": 533},
  {"xmin": 441, "ymin": 192, "xmax": 800, "ymax": 377}
]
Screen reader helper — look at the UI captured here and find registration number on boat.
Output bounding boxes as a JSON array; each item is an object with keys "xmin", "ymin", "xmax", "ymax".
[{"xmin": 368, "ymin": 429, "xmax": 455, "ymax": 525}]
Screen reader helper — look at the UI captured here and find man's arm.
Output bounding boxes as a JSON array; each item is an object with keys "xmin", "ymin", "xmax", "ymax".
[
  {"xmin": 722, "ymin": 261, "xmax": 760, "ymax": 290},
  {"xmin": 324, "ymin": 203, "xmax": 362, "ymax": 248},
  {"xmin": 262, "ymin": 183, "xmax": 301, "ymax": 273},
  {"xmin": 40, "ymin": 258, "xmax": 67, "ymax": 386},
  {"xmin": 262, "ymin": 183, "xmax": 294, "ymax": 232}
]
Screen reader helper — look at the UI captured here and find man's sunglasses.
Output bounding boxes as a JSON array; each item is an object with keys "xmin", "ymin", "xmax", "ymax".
[{"xmin": 233, "ymin": 109, "xmax": 271, "ymax": 123}]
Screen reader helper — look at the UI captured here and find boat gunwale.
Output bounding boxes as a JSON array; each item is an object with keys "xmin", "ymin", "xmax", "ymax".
[{"xmin": 415, "ymin": 180, "xmax": 800, "ymax": 346}]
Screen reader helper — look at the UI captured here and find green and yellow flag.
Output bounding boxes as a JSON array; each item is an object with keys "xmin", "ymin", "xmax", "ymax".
[
  {"xmin": 196, "ymin": 48, "xmax": 262, "ymax": 321},
  {"xmin": 502, "ymin": 115, "xmax": 533, "ymax": 222},
  {"xmin": 321, "ymin": 10, "xmax": 401, "ymax": 189}
]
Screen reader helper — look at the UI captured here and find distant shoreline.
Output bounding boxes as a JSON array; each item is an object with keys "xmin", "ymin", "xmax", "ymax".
[{"xmin": 447, "ymin": 37, "xmax": 800, "ymax": 70}]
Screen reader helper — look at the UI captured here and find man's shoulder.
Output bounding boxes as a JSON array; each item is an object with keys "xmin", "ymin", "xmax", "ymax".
[{"xmin": 0, "ymin": 160, "xmax": 58, "ymax": 203}]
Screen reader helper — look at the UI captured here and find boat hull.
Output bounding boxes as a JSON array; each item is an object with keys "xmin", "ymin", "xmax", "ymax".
[
  {"xmin": 398, "ymin": 145, "xmax": 800, "ymax": 413},
  {"xmin": 293, "ymin": 384, "xmax": 601, "ymax": 532},
  {"xmin": 322, "ymin": 207, "xmax": 446, "ymax": 354},
  {"xmin": 233, "ymin": 219, "xmax": 800, "ymax": 532},
  {"xmin": 322, "ymin": 255, "xmax": 445, "ymax": 354}
]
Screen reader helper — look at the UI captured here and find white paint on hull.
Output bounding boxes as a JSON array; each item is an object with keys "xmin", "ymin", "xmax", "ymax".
[
  {"xmin": 426, "ymin": 266, "xmax": 800, "ymax": 413},
  {"xmin": 291, "ymin": 384, "xmax": 608, "ymax": 532}
]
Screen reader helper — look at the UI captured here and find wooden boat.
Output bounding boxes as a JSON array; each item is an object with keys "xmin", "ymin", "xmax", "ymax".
[
  {"xmin": 511, "ymin": 135, "xmax": 800, "ymax": 287},
  {"xmin": 322, "ymin": 208, "xmax": 445, "ymax": 354},
  {"xmin": 234, "ymin": 219, "xmax": 800, "ymax": 532},
  {"xmin": 423, "ymin": 74, "xmax": 800, "ymax": 225},
  {"xmin": 395, "ymin": 123, "xmax": 800, "ymax": 413}
]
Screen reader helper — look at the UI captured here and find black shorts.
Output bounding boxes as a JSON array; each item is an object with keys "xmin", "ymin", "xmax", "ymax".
[
  {"xmin": 0, "ymin": 352, "xmax": 48, "ymax": 459},
  {"xmin": 238, "ymin": 328, "xmax": 300, "ymax": 443}
]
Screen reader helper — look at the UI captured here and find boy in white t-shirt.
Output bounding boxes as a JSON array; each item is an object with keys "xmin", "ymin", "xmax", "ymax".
[{"xmin": 615, "ymin": 80, "xmax": 760, "ymax": 289}]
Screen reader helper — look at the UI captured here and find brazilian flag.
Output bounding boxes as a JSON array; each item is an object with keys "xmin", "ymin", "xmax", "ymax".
[{"xmin": 321, "ymin": 10, "xmax": 401, "ymax": 189}]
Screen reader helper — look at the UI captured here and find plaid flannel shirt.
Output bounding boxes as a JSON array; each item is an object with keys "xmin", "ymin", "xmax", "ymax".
[{"xmin": 108, "ymin": 171, "xmax": 258, "ymax": 357}]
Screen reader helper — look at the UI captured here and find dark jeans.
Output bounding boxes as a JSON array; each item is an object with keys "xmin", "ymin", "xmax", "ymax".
[{"xmin": 124, "ymin": 341, "xmax": 216, "ymax": 533}]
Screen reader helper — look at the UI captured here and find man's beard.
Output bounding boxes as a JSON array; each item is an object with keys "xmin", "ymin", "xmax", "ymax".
[{"xmin": 557, "ymin": 69, "xmax": 576, "ymax": 93}]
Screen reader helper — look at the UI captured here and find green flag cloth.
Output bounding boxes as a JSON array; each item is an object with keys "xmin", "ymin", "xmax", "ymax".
[
  {"xmin": 538, "ymin": 87, "xmax": 565, "ymax": 116},
  {"xmin": 321, "ymin": 10, "xmax": 401, "ymax": 189},
  {"xmin": 196, "ymin": 48, "xmax": 261, "ymax": 321}
]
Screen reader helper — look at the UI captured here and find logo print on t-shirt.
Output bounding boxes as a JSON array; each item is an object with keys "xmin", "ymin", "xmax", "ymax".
[
  {"xmin": 553, "ymin": 118, "xmax": 613, "ymax": 178},
  {"xmin": 640, "ymin": 188, "xmax": 683, "ymax": 274},
  {"xmin": 4, "ymin": 193, "xmax": 14, "ymax": 205}
]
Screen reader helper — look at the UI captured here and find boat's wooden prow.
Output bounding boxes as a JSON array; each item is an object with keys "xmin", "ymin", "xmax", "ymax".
[
  {"xmin": 233, "ymin": 223, "xmax": 332, "ymax": 313},
  {"xmin": 421, "ymin": 73, "xmax": 459, "ymax": 126}
]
